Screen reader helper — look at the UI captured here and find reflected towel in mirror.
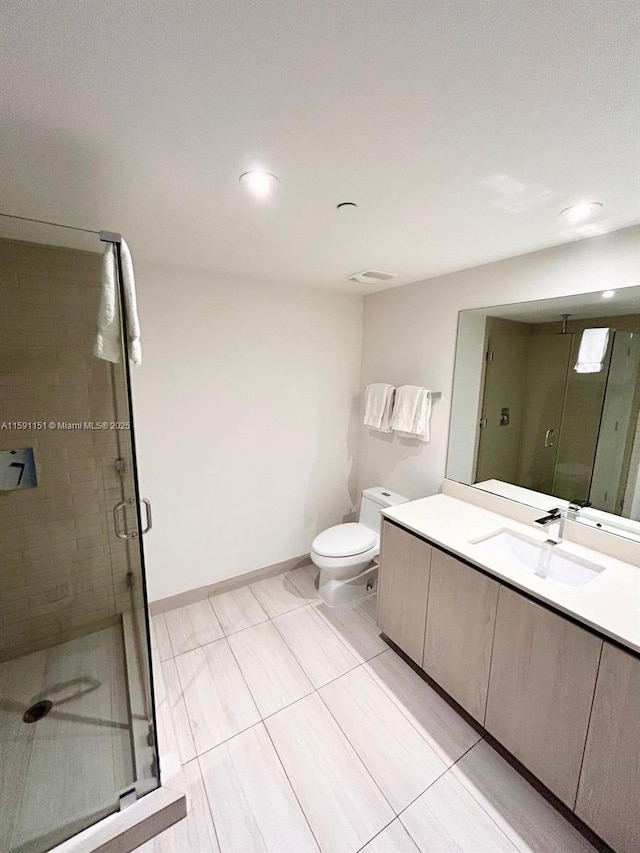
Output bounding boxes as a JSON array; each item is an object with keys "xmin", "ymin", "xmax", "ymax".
[{"xmin": 574, "ymin": 328, "xmax": 609, "ymax": 374}]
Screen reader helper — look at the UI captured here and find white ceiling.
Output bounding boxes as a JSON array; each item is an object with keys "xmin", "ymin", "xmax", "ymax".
[{"xmin": 1, "ymin": 0, "xmax": 639, "ymax": 292}]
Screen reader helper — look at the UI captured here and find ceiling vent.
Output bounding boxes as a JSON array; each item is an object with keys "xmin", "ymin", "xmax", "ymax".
[{"xmin": 348, "ymin": 270, "xmax": 397, "ymax": 284}]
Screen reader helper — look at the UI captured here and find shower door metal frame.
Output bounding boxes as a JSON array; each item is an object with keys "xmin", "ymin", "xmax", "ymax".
[{"xmin": 101, "ymin": 230, "xmax": 161, "ymax": 796}]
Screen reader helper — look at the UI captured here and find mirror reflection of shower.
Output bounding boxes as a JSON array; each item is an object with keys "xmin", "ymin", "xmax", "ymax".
[{"xmin": 474, "ymin": 313, "xmax": 640, "ymax": 519}]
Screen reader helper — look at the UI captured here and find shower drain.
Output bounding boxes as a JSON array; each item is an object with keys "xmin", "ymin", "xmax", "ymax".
[{"xmin": 23, "ymin": 700, "xmax": 53, "ymax": 724}]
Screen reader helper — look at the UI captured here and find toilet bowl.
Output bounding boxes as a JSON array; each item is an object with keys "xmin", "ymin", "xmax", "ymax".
[{"xmin": 311, "ymin": 487, "xmax": 409, "ymax": 606}]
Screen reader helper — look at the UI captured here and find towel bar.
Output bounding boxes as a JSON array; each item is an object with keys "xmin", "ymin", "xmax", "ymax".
[{"xmin": 363, "ymin": 389, "xmax": 441, "ymax": 398}]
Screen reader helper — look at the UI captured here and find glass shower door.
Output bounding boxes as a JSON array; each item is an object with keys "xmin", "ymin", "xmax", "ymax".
[{"xmin": 0, "ymin": 218, "xmax": 158, "ymax": 853}]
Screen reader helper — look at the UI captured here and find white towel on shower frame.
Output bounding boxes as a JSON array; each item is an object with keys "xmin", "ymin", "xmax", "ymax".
[{"xmin": 94, "ymin": 239, "xmax": 142, "ymax": 365}]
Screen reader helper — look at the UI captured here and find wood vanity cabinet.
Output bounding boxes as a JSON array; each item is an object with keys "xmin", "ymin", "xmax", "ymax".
[
  {"xmin": 485, "ymin": 586, "xmax": 603, "ymax": 807},
  {"xmin": 422, "ymin": 549, "xmax": 499, "ymax": 721},
  {"xmin": 378, "ymin": 519, "xmax": 639, "ymax": 846},
  {"xmin": 575, "ymin": 643, "xmax": 640, "ymax": 853},
  {"xmin": 378, "ymin": 521, "xmax": 432, "ymax": 665}
]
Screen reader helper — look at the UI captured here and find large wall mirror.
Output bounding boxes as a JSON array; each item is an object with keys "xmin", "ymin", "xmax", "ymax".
[{"xmin": 447, "ymin": 286, "xmax": 640, "ymax": 542}]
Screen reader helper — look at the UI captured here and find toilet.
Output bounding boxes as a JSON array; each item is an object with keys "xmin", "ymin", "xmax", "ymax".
[{"xmin": 311, "ymin": 486, "xmax": 409, "ymax": 606}]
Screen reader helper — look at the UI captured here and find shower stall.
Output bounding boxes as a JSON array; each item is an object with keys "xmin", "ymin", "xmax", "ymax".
[{"xmin": 0, "ymin": 216, "xmax": 162, "ymax": 852}]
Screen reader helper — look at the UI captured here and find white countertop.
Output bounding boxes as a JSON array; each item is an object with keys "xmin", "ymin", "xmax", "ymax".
[{"xmin": 383, "ymin": 493, "xmax": 640, "ymax": 654}]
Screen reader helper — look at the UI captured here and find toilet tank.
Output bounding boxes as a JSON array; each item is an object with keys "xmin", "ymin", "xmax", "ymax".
[{"xmin": 359, "ymin": 486, "xmax": 409, "ymax": 535}]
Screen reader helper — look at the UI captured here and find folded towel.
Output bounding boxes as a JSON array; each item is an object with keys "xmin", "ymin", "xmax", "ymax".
[
  {"xmin": 391, "ymin": 385, "xmax": 432, "ymax": 442},
  {"xmin": 363, "ymin": 383, "xmax": 395, "ymax": 432},
  {"xmin": 574, "ymin": 328, "xmax": 609, "ymax": 374},
  {"xmin": 94, "ymin": 239, "xmax": 142, "ymax": 365}
]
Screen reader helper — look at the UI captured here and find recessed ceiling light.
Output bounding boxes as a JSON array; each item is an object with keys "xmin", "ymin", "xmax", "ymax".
[
  {"xmin": 337, "ymin": 202, "xmax": 358, "ymax": 211},
  {"xmin": 602, "ymin": 290, "xmax": 616, "ymax": 299},
  {"xmin": 239, "ymin": 171, "xmax": 279, "ymax": 198},
  {"xmin": 559, "ymin": 201, "xmax": 603, "ymax": 223}
]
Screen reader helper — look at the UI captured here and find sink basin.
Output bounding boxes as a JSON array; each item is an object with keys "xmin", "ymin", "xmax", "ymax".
[{"xmin": 471, "ymin": 529, "xmax": 604, "ymax": 588}]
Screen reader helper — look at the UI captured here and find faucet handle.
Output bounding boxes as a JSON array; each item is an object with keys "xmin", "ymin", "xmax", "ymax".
[
  {"xmin": 569, "ymin": 499, "xmax": 592, "ymax": 511},
  {"xmin": 535, "ymin": 508, "xmax": 562, "ymax": 525}
]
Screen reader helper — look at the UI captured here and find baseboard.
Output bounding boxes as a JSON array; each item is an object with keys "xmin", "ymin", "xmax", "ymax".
[{"xmin": 148, "ymin": 552, "xmax": 311, "ymax": 615}]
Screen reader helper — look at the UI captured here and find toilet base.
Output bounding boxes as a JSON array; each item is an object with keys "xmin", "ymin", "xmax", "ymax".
[{"xmin": 318, "ymin": 562, "xmax": 378, "ymax": 607}]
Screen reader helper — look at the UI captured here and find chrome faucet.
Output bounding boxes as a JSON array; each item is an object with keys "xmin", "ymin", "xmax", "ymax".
[
  {"xmin": 535, "ymin": 500, "xmax": 592, "ymax": 544},
  {"xmin": 534, "ymin": 508, "xmax": 563, "ymax": 544},
  {"xmin": 565, "ymin": 499, "xmax": 592, "ymax": 521}
]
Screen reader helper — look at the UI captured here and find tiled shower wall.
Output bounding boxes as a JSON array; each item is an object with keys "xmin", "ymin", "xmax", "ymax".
[
  {"xmin": 0, "ymin": 238, "xmax": 131, "ymax": 661},
  {"xmin": 622, "ymin": 403, "xmax": 640, "ymax": 518}
]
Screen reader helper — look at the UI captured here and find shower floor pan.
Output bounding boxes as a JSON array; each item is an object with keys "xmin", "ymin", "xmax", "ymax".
[{"xmin": 0, "ymin": 624, "xmax": 135, "ymax": 853}]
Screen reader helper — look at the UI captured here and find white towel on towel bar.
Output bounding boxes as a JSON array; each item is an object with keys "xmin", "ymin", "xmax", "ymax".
[
  {"xmin": 94, "ymin": 239, "xmax": 142, "ymax": 365},
  {"xmin": 363, "ymin": 383, "xmax": 395, "ymax": 432},
  {"xmin": 391, "ymin": 385, "xmax": 432, "ymax": 442},
  {"xmin": 574, "ymin": 328, "xmax": 609, "ymax": 374}
]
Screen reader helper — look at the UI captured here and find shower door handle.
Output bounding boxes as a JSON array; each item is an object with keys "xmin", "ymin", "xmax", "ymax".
[
  {"xmin": 544, "ymin": 428, "xmax": 555, "ymax": 448},
  {"xmin": 113, "ymin": 498, "xmax": 137, "ymax": 540},
  {"xmin": 140, "ymin": 498, "xmax": 152, "ymax": 534}
]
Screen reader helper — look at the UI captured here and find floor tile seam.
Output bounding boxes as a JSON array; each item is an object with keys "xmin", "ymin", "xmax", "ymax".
[
  {"xmin": 444, "ymin": 737, "xmax": 575, "ymax": 853},
  {"xmin": 162, "ymin": 610, "xmax": 189, "ymax": 660},
  {"xmin": 184, "ymin": 716, "xmax": 266, "ymax": 764},
  {"xmin": 329, "ymin": 659, "xmax": 462, "ymax": 769},
  {"xmin": 208, "ymin": 580, "xmax": 264, "ymax": 607},
  {"xmin": 166, "ymin": 625, "xmax": 330, "ymax": 741},
  {"xmin": 224, "ymin": 652, "xmax": 376, "ymax": 725},
  {"xmin": 362, "ymin": 653, "xmax": 483, "ymax": 762},
  {"xmin": 202, "ymin": 594, "xmax": 225, "ymax": 626},
  {"xmin": 254, "ymin": 596, "xmax": 310, "ymax": 620},
  {"xmin": 248, "ymin": 578, "xmax": 311, "ymax": 619},
  {"xmin": 282, "ymin": 570, "xmax": 317, "ymax": 602},
  {"xmin": 179, "ymin": 655, "xmax": 376, "ymax": 750},
  {"xmin": 165, "ymin": 620, "xmax": 226, "ymax": 658},
  {"xmin": 392, "ymin": 738, "xmax": 479, "ymax": 818},
  {"xmin": 223, "ymin": 621, "xmax": 301, "ymax": 726},
  {"xmin": 164, "ymin": 631, "xmax": 233, "ymax": 661},
  {"xmin": 395, "ymin": 738, "xmax": 521, "ymax": 853},
  {"xmin": 212, "ymin": 613, "xmax": 271, "ymax": 641},
  {"xmin": 163, "ymin": 682, "xmax": 199, "ymax": 766},
  {"xmin": 311, "ymin": 600, "xmax": 383, "ymax": 658},
  {"xmin": 192, "ymin": 754, "xmax": 224, "ymax": 853},
  {"xmin": 313, "ymin": 688, "xmax": 400, "ymax": 819},
  {"xmin": 353, "ymin": 816, "xmax": 411, "ymax": 853},
  {"xmin": 267, "ymin": 605, "xmax": 334, "ymax": 685},
  {"xmin": 260, "ymin": 717, "xmax": 324, "ymax": 853},
  {"xmin": 268, "ymin": 608, "xmax": 364, "ymax": 690},
  {"xmin": 208, "ymin": 585, "xmax": 270, "ymax": 635},
  {"xmin": 285, "ymin": 603, "xmax": 363, "ymax": 668},
  {"xmin": 169, "ymin": 650, "xmax": 219, "ymax": 760},
  {"xmin": 186, "ymin": 713, "xmax": 323, "ymax": 853}
]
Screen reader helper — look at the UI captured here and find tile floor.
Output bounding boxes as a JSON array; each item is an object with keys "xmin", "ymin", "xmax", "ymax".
[{"xmin": 146, "ymin": 565, "xmax": 598, "ymax": 853}]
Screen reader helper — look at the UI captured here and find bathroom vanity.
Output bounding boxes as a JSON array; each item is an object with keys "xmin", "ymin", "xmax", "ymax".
[{"xmin": 378, "ymin": 487, "xmax": 640, "ymax": 853}]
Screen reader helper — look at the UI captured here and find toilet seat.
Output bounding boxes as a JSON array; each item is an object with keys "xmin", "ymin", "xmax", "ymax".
[{"xmin": 311, "ymin": 523, "xmax": 377, "ymax": 558}]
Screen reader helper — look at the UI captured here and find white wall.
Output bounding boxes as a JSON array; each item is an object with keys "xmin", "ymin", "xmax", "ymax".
[
  {"xmin": 359, "ymin": 225, "xmax": 640, "ymax": 500},
  {"xmin": 131, "ymin": 262, "xmax": 363, "ymax": 601}
]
